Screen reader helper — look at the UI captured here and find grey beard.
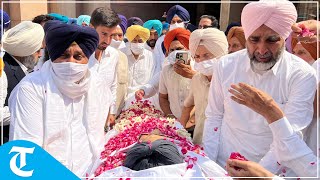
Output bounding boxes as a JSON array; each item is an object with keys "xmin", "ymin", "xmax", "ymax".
[
  {"xmin": 249, "ymin": 47, "xmax": 284, "ymax": 74},
  {"xmin": 19, "ymin": 55, "xmax": 37, "ymax": 72}
]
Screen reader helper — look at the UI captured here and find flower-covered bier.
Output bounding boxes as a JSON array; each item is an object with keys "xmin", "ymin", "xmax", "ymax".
[{"xmin": 94, "ymin": 100, "xmax": 204, "ymax": 177}]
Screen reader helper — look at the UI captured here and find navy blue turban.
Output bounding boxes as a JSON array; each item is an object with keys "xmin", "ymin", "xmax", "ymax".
[
  {"xmin": 166, "ymin": 5, "xmax": 190, "ymax": 23},
  {"xmin": 118, "ymin": 14, "xmax": 127, "ymax": 34},
  {"xmin": 124, "ymin": 139, "xmax": 184, "ymax": 171},
  {"xmin": 127, "ymin": 17, "xmax": 144, "ymax": 28},
  {"xmin": 44, "ymin": 20, "xmax": 99, "ymax": 61},
  {"xmin": 0, "ymin": 10, "xmax": 10, "ymax": 29}
]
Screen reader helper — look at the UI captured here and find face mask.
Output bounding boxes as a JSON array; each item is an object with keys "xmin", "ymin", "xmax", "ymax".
[
  {"xmin": 194, "ymin": 58, "xmax": 216, "ymax": 76},
  {"xmin": 52, "ymin": 62, "xmax": 88, "ymax": 83},
  {"xmin": 169, "ymin": 22, "xmax": 185, "ymax": 31},
  {"xmin": 167, "ymin": 50, "xmax": 190, "ymax": 65},
  {"xmin": 110, "ymin": 39, "xmax": 122, "ymax": 49},
  {"xmin": 130, "ymin": 43, "xmax": 145, "ymax": 55}
]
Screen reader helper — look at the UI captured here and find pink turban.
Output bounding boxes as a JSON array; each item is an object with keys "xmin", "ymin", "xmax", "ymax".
[{"xmin": 241, "ymin": 0, "xmax": 297, "ymax": 40}]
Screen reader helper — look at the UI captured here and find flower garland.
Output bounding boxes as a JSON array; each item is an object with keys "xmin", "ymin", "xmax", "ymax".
[{"xmin": 94, "ymin": 100, "xmax": 204, "ymax": 177}]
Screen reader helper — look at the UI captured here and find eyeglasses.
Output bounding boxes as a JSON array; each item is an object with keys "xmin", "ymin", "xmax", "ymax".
[{"xmin": 198, "ymin": 25, "xmax": 213, "ymax": 29}]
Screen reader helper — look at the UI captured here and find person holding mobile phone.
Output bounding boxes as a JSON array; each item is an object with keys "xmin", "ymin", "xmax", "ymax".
[
  {"xmin": 158, "ymin": 28, "xmax": 196, "ymax": 134},
  {"xmin": 180, "ymin": 28, "xmax": 228, "ymax": 145}
]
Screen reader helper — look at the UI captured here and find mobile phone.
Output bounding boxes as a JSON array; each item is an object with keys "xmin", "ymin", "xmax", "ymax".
[{"xmin": 175, "ymin": 52, "xmax": 189, "ymax": 64}]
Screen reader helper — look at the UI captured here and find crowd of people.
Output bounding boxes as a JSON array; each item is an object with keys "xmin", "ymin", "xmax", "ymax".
[{"xmin": 0, "ymin": 0, "xmax": 319, "ymax": 178}]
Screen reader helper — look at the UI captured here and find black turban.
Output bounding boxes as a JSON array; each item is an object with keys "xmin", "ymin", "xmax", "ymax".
[
  {"xmin": 124, "ymin": 139, "xmax": 184, "ymax": 171},
  {"xmin": 44, "ymin": 20, "xmax": 99, "ymax": 61}
]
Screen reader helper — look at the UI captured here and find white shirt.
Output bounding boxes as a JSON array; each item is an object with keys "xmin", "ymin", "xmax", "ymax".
[
  {"xmin": 270, "ymin": 117, "xmax": 318, "ymax": 177},
  {"xmin": 9, "ymin": 61, "xmax": 109, "ymax": 176},
  {"xmin": 203, "ymin": 49, "xmax": 317, "ymax": 173},
  {"xmin": 1, "ymin": 55, "xmax": 28, "ymax": 126},
  {"xmin": 126, "ymin": 48, "xmax": 157, "ymax": 95},
  {"xmin": 89, "ymin": 46, "xmax": 118, "ymax": 115},
  {"xmin": 159, "ymin": 65, "xmax": 191, "ymax": 118}
]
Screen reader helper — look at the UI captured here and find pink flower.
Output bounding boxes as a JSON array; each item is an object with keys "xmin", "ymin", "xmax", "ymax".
[
  {"xmin": 186, "ymin": 164, "xmax": 193, "ymax": 170},
  {"xmin": 181, "ymin": 148, "xmax": 188, "ymax": 155},
  {"xmin": 229, "ymin": 152, "xmax": 248, "ymax": 161},
  {"xmin": 214, "ymin": 127, "xmax": 218, "ymax": 131},
  {"xmin": 298, "ymin": 24, "xmax": 314, "ymax": 37},
  {"xmin": 310, "ymin": 162, "xmax": 315, "ymax": 165}
]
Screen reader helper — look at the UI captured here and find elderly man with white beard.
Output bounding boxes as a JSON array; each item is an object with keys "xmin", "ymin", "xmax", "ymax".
[
  {"xmin": 1, "ymin": 21, "xmax": 44, "ymax": 143},
  {"xmin": 202, "ymin": 0, "xmax": 317, "ymax": 176}
]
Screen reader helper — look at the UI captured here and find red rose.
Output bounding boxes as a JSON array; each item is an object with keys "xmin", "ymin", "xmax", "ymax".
[{"xmin": 229, "ymin": 152, "xmax": 248, "ymax": 161}]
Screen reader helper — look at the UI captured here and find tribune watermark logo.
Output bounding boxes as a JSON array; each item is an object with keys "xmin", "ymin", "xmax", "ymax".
[{"xmin": 9, "ymin": 146, "xmax": 35, "ymax": 177}]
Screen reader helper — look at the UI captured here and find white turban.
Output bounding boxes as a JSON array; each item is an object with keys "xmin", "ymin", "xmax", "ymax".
[
  {"xmin": 241, "ymin": 0, "xmax": 297, "ymax": 40},
  {"xmin": 189, "ymin": 28, "xmax": 228, "ymax": 58},
  {"xmin": 3, "ymin": 21, "xmax": 44, "ymax": 57}
]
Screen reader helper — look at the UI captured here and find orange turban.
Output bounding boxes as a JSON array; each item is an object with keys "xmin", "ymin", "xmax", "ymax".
[
  {"xmin": 164, "ymin": 28, "xmax": 190, "ymax": 52},
  {"xmin": 291, "ymin": 37, "xmax": 319, "ymax": 60},
  {"xmin": 227, "ymin": 27, "xmax": 246, "ymax": 48}
]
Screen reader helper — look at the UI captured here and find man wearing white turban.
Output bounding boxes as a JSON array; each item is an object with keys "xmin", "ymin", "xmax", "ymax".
[
  {"xmin": 1, "ymin": 21, "xmax": 44, "ymax": 143},
  {"xmin": 203, "ymin": 0, "xmax": 317, "ymax": 177},
  {"xmin": 180, "ymin": 28, "xmax": 228, "ymax": 145}
]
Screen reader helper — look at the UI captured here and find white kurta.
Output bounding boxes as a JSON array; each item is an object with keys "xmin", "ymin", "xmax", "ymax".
[
  {"xmin": 9, "ymin": 61, "xmax": 111, "ymax": 177},
  {"xmin": 124, "ymin": 48, "xmax": 159, "ymax": 109},
  {"xmin": 203, "ymin": 49, "xmax": 317, "ymax": 174},
  {"xmin": 89, "ymin": 46, "xmax": 119, "ymax": 115},
  {"xmin": 270, "ymin": 117, "xmax": 318, "ymax": 177},
  {"xmin": 159, "ymin": 65, "xmax": 191, "ymax": 118}
]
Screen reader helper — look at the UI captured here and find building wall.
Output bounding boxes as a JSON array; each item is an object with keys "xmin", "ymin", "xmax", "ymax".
[{"xmin": 1, "ymin": 0, "xmax": 318, "ymax": 29}]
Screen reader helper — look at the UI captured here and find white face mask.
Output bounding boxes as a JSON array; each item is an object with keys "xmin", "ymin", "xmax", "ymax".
[
  {"xmin": 110, "ymin": 39, "xmax": 122, "ymax": 49},
  {"xmin": 167, "ymin": 50, "xmax": 190, "ymax": 65},
  {"xmin": 52, "ymin": 62, "xmax": 88, "ymax": 83},
  {"xmin": 169, "ymin": 22, "xmax": 185, "ymax": 31},
  {"xmin": 194, "ymin": 58, "xmax": 216, "ymax": 76},
  {"xmin": 130, "ymin": 42, "xmax": 145, "ymax": 55}
]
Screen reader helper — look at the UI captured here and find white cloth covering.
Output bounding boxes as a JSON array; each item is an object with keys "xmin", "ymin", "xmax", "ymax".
[
  {"xmin": 89, "ymin": 46, "xmax": 119, "ymax": 115},
  {"xmin": 203, "ymin": 49, "xmax": 317, "ymax": 174},
  {"xmin": 9, "ymin": 60, "xmax": 111, "ymax": 177}
]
